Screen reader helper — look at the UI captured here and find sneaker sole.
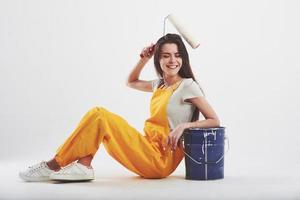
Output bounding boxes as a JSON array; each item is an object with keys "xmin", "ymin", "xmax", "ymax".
[{"xmin": 50, "ymin": 174, "xmax": 94, "ymax": 181}]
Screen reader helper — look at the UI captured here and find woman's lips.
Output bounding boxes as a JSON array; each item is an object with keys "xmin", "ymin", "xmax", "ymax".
[{"xmin": 166, "ymin": 65, "xmax": 178, "ymax": 69}]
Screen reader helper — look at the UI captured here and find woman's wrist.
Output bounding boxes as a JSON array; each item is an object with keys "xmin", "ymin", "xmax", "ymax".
[
  {"xmin": 139, "ymin": 56, "xmax": 150, "ymax": 62},
  {"xmin": 136, "ymin": 57, "xmax": 150, "ymax": 69},
  {"xmin": 181, "ymin": 122, "xmax": 192, "ymax": 130}
]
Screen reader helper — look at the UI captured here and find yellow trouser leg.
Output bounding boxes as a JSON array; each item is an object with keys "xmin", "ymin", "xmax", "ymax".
[{"xmin": 54, "ymin": 107, "xmax": 180, "ymax": 178}]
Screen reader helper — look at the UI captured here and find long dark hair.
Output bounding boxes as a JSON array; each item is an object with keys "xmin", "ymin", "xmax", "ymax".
[{"xmin": 153, "ymin": 33, "xmax": 201, "ymax": 121}]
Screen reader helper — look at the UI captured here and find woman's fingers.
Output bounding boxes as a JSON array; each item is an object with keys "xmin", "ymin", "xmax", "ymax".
[
  {"xmin": 145, "ymin": 45, "xmax": 153, "ymax": 56},
  {"xmin": 140, "ymin": 43, "xmax": 156, "ymax": 58},
  {"xmin": 171, "ymin": 135, "xmax": 181, "ymax": 151},
  {"xmin": 164, "ymin": 133, "xmax": 180, "ymax": 151},
  {"xmin": 149, "ymin": 43, "xmax": 155, "ymax": 52},
  {"xmin": 163, "ymin": 136, "xmax": 169, "ymax": 150},
  {"xmin": 168, "ymin": 135, "xmax": 176, "ymax": 151},
  {"xmin": 172, "ymin": 136, "xmax": 178, "ymax": 151}
]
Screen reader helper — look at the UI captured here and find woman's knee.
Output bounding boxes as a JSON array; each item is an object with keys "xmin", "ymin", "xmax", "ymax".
[{"xmin": 90, "ymin": 106, "xmax": 106, "ymax": 115}]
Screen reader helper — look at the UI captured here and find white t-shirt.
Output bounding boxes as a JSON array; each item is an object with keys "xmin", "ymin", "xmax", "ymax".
[{"xmin": 152, "ymin": 78, "xmax": 205, "ymax": 129}]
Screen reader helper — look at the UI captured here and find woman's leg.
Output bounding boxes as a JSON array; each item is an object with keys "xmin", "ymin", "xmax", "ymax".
[
  {"xmin": 46, "ymin": 158, "xmax": 61, "ymax": 171},
  {"xmin": 46, "ymin": 154, "xmax": 93, "ymax": 171},
  {"xmin": 53, "ymin": 106, "xmax": 165, "ymax": 178},
  {"xmin": 53, "ymin": 107, "xmax": 107, "ymax": 167},
  {"xmin": 77, "ymin": 154, "xmax": 93, "ymax": 166},
  {"xmin": 19, "ymin": 106, "xmax": 183, "ymax": 181}
]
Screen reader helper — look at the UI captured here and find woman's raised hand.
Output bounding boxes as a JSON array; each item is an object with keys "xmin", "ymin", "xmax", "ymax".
[{"xmin": 140, "ymin": 43, "xmax": 156, "ymax": 59}]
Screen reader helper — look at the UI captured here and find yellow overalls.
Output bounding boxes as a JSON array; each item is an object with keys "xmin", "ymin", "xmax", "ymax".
[{"xmin": 55, "ymin": 81, "xmax": 184, "ymax": 178}]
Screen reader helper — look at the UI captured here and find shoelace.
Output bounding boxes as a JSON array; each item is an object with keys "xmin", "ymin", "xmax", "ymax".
[
  {"xmin": 29, "ymin": 162, "xmax": 43, "ymax": 169},
  {"xmin": 27, "ymin": 161, "xmax": 47, "ymax": 174}
]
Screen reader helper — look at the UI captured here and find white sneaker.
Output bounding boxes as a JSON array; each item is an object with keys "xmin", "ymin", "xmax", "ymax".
[
  {"xmin": 19, "ymin": 161, "xmax": 55, "ymax": 182},
  {"xmin": 49, "ymin": 162, "xmax": 94, "ymax": 181}
]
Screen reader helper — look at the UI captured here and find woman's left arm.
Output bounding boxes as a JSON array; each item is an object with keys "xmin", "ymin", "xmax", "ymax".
[
  {"xmin": 185, "ymin": 96, "xmax": 220, "ymax": 128},
  {"xmin": 166, "ymin": 97, "xmax": 220, "ymax": 151}
]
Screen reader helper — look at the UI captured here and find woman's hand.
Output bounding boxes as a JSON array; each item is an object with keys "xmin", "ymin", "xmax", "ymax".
[
  {"xmin": 164, "ymin": 123, "xmax": 188, "ymax": 151},
  {"xmin": 140, "ymin": 43, "xmax": 156, "ymax": 59}
]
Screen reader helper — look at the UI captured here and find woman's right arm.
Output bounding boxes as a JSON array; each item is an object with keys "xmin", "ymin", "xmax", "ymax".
[{"xmin": 126, "ymin": 44, "xmax": 155, "ymax": 92}]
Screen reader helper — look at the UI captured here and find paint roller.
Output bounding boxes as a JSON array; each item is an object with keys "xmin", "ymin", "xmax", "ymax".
[
  {"xmin": 140, "ymin": 13, "xmax": 200, "ymax": 58},
  {"xmin": 164, "ymin": 13, "xmax": 200, "ymax": 49}
]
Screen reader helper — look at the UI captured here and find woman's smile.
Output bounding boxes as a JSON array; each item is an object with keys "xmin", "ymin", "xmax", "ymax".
[{"xmin": 166, "ymin": 64, "xmax": 179, "ymax": 69}]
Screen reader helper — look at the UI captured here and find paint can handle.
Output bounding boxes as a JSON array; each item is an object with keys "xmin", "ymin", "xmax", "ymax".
[{"xmin": 181, "ymin": 135, "xmax": 230, "ymax": 165}]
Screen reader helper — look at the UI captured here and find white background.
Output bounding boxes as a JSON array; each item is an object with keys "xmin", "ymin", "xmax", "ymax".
[{"xmin": 1, "ymin": 0, "xmax": 300, "ymax": 181}]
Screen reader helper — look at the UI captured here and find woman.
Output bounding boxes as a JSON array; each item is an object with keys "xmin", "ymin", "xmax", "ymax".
[{"xmin": 19, "ymin": 33, "xmax": 220, "ymax": 181}]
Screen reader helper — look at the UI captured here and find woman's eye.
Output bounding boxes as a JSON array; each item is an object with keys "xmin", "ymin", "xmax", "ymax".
[{"xmin": 161, "ymin": 54, "xmax": 180, "ymax": 58}]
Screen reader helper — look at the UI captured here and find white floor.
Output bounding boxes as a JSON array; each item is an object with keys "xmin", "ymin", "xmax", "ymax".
[{"xmin": 1, "ymin": 154, "xmax": 300, "ymax": 200}]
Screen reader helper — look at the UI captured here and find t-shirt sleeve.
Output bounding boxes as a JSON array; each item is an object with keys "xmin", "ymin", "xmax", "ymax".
[
  {"xmin": 151, "ymin": 79, "xmax": 161, "ymax": 91},
  {"xmin": 182, "ymin": 81, "xmax": 205, "ymax": 103}
]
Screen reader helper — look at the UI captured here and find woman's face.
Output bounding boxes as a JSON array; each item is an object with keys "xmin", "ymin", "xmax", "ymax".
[{"xmin": 159, "ymin": 43, "xmax": 182, "ymax": 78}]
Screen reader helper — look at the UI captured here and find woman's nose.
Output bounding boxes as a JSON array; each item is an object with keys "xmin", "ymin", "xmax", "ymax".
[{"xmin": 170, "ymin": 55, "xmax": 176, "ymax": 62}]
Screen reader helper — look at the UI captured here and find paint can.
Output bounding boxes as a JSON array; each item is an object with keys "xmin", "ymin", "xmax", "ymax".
[{"xmin": 183, "ymin": 127, "xmax": 228, "ymax": 180}]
